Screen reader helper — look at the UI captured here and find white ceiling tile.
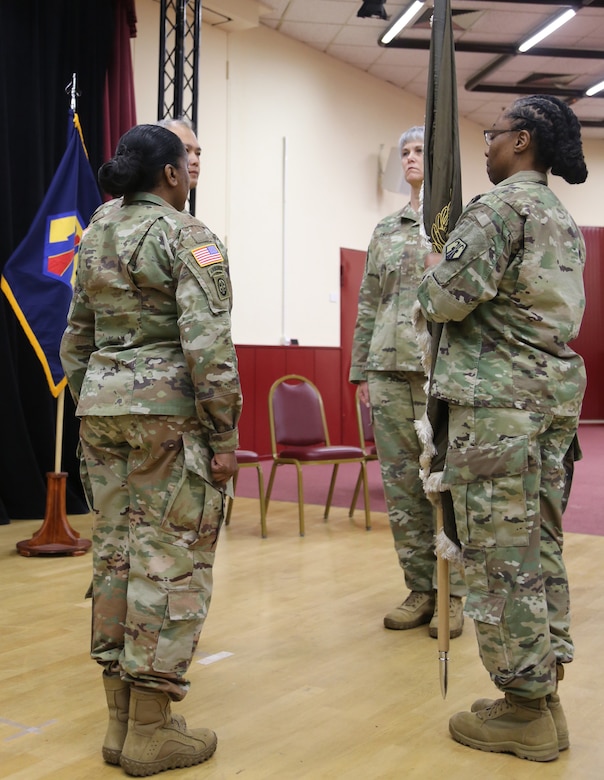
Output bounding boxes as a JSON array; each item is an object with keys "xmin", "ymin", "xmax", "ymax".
[
  {"xmin": 281, "ymin": 0, "xmax": 358, "ymax": 25},
  {"xmin": 280, "ymin": 20, "xmax": 342, "ymax": 47},
  {"xmin": 327, "ymin": 43, "xmax": 382, "ymax": 69}
]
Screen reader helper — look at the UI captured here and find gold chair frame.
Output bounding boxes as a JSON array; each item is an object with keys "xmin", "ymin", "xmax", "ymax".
[
  {"xmin": 349, "ymin": 390, "xmax": 379, "ymax": 519},
  {"xmin": 225, "ymin": 449, "xmax": 267, "ymax": 538}
]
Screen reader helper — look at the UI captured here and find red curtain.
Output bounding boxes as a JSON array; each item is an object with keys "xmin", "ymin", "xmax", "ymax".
[{"xmin": 103, "ymin": 0, "xmax": 138, "ymax": 167}]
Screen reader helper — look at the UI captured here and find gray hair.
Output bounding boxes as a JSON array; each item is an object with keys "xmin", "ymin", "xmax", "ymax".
[
  {"xmin": 398, "ymin": 125, "xmax": 424, "ymax": 157},
  {"xmin": 157, "ymin": 117, "xmax": 195, "ymax": 131}
]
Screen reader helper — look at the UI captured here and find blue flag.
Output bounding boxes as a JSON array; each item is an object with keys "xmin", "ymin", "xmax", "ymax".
[{"xmin": 1, "ymin": 111, "xmax": 101, "ymax": 397}]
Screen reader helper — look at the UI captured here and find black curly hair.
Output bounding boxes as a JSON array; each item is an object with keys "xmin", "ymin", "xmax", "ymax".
[
  {"xmin": 98, "ymin": 124, "xmax": 187, "ymax": 196},
  {"xmin": 504, "ymin": 95, "xmax": 588, "ymax": 185}
]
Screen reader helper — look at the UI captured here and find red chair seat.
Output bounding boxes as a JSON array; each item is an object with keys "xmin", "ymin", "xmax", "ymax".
[
  {"xmin": 279, "ymin": 445, "xmax": 364, "ymax": 461},
  {"xmin": 235, "ymin": 449, "xmax": 261, "ymax": 463}
]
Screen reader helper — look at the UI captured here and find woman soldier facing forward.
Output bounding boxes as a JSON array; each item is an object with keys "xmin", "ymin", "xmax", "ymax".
[
  {"xmin": 350, "ymin": 125, "xmax": 466, "ymax": 640},
  {"xmin": 418, "ymin": 95, "xmax": 588, "ymax": 762}
]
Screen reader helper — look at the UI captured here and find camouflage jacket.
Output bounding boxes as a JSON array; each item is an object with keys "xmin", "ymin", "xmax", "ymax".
[
  {"xmin": 60, "ymin": 193, "xmax": 242, "ymax": 453},
  {"xmin": 417, "ymin": 171, "xmax": 586, "ymax": 416},
  {"xmin": 349, "ymin": 203, "xmax": 428, "ymax": 382}
]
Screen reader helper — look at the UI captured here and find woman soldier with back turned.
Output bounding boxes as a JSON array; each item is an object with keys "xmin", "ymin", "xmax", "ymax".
[{"xmin": 61, "ymin": 124, "xmax": 242, "ymax": 776}]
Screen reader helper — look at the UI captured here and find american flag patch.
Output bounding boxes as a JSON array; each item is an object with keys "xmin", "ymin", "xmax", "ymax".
[{"xmin": 191, "ymin": 243, "xmax": 224, "ymax": 267}]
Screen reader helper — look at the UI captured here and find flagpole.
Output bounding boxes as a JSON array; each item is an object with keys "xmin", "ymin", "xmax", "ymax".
[
  {"xmin": 54, "ymin": 389, "xmax": 65, "ymax": 473},
  {"xmin": 68, "ymin": 72, "xmax": 79, "ymax": 112},
  {"xmin": 420, "ymin": 0, "xmax": 464, "ymax": 698},
  {"xmin": 436, "ymin": 505, "xmax": 450, "ymax": 697}
]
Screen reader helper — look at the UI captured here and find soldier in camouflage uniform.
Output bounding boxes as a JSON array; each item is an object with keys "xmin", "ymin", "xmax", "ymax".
[
  {"xmin": 350, "ymin": 125, "xmax": 466, "ymax": 637},
  {"xmin": 417, "ymin": 95, "xmax": 588, "ymax": 762},
  {"xmin": 60, "ymin": 124, "xmax": 242, "ymax": 776},
  {"xmin": 157, "ymin": 117, "xmax": 201, "ymax": 190}
]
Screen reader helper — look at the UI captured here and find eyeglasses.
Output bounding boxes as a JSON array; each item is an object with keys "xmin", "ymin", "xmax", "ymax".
[{"xmin": 483, "ymin": 129, "xmax": 516, "ymax": 146}]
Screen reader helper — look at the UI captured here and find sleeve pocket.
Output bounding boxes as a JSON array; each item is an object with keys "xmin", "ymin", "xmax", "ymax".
[{"xmin": 180, "ymin": 251, "xmax": 231, "ymax": 315}]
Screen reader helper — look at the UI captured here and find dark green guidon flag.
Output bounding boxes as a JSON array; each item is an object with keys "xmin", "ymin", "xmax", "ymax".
[
  {"xmin": 424, "ymin": 0, "xmax": 463, "ymax": 250},
  {"xmin": 421, "ymin": 0, "xmax": 581, "ymax": 542},
  {"xmin": 423, "ymin": 0, "xmax": 463, "ymax": 547}
]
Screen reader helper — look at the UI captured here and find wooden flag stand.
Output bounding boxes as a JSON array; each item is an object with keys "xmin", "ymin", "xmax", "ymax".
[
  {"xmin": 16, "ymin": 389, "xmax": 91, "ymax": 557},
  {"xmin": 16, "ymin": 471, "xmax": 91, "ymax": 556}
]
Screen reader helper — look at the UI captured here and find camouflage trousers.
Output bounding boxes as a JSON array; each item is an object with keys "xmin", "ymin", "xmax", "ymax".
[
  {"xmin": 443, "ymin": 405, "xmax": 578, "ymax": 698},
  {"xmin": 79, "ymin": 414, "xmax": 225, "ymax": 701},
  {"xmin": 367, "ymin": 371, "xmax": 466, "ymax": 596}
]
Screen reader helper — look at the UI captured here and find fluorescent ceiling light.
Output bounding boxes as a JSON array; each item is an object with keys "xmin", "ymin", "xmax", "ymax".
[
  {"xmin": 380, "ymin": 1, "xmax": 425, "ymax": 46},
  {"xmin": 517, "ymin": 8, "xmax": 576, "ymax": 53},
  {"xmin": 586, "ymin": 79, "xmax": 604, "ymax": 97}
]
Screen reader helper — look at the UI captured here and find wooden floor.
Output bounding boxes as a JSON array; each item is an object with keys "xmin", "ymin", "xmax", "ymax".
[{"xmin": 1, "ymin": 501, "xmax": 602, "ymax": 779}]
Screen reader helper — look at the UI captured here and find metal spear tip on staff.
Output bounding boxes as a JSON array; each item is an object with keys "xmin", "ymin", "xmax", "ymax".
[
  {"xmin": 65, "ymin": 72, "xmax": 81, "ymax": 111},
  {"xmin": 436, "ymin": 504, "xmax": 450, "ymax": 698}
]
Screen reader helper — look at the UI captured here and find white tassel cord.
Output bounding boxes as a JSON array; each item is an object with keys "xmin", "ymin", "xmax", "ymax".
[
  {"xmin": 413, "ymin": 296, "xmax": 463, "ymax": 564},
  {"xmin": 435, "ymin": 527, "xmax": 462, "ymax": 563}
]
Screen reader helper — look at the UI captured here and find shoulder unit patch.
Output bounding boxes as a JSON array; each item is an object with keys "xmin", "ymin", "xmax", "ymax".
[
  {"xmin": 445, "ymin": 238, "xmax": 467, "ymax": 261},
  {"xmin": 208, "ymin": 264, "xmax": 230, "ymax": 300}
]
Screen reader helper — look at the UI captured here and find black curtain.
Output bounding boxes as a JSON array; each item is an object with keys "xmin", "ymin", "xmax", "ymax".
[{"xmin": 0, "ymin": 0, "xmax": 122, "ymax": 523}]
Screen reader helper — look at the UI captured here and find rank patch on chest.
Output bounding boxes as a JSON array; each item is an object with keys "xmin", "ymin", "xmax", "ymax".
[
  {"xmin": 445, "ymin": 238, "xmax": 467, "ymax": 261},
  {"xmin": 191, "ymin": 243, "xmax": 224, "ymax": 267}
]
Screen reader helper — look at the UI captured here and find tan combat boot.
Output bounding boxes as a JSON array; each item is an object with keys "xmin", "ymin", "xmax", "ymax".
[
  {"xmin": 470, "ymin": 694, "xmax": 568, "ymax": 751},
  {"xmin": 471, "ymin": 664, "xmax": 568, "ymax": 750},
  {"xmin": 550, "ymin": 663, "xmax": 570, "ymax": 750},
  {"xmin": 119, "ymin": 687, "xmax": 217, "ymax": 776},
  {"xmin": 449, "ymin": 693, "xmax": 559, "ymax": 762},
  {"xmin": 383, "ymin": 591, "xmax": 435, "ymax": 630},
  {"xmin": 102, "ymin": 673, "xmax": 130, "ymax": 765},
  {"xmin": 429, "ymin": 595, "xmax": 464, "ymax": 639}
]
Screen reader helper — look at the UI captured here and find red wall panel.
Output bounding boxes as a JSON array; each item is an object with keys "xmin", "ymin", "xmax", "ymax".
[
  {"xmin": 572, "ymin": 226, "xmax": 604, "ymax": 421},
  {"xmin": 340, "ymin": 248, "xmax": 368, "ymax": 445},
  {"xmin": 235, "ymin": 345, "xmax": 342, "ymax": 456},
  {"xmin": 234, "ymin": 346, "xmax": 257, "ymax": 450}
]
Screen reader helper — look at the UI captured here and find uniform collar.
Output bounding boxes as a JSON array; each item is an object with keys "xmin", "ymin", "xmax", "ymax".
[
  {"xmin": 124, "ymin": 192, "xmax": 176, "ymax": 209},
  {"xmin": 400, "ymin": 201, "xmax": 421, "ymax": 224},
  {"xmin": 499, "ymin": 170, "xmax": 548, "ymax": 187}
]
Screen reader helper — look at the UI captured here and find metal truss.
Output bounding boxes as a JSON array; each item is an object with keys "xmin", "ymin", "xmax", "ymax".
[{"xmin": 158, "ymin": 0, "xmax": 202, "ymax": 213}]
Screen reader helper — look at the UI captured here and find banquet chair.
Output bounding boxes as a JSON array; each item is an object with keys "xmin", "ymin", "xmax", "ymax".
[
  {"xmin": 349, "ymin": 391, "xmax": 379, "ymax": 519},
  {"xmin": 266, "ymin": 374, "xmax": 370, "ymax": 536},
  {"xmin": 225, "ymin": 449, "xmax": 267, "ymax": 538}
]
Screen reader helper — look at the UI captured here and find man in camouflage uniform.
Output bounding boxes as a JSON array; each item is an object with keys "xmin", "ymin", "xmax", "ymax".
[
  {"xmin": 350, "ymin": 125, "xmax": 466, "ymax": 637},
  {"xmin": 417, "ymin": 95, "xmax": 587, "ymax": 761},
  {"xmin": 158, "ymin": 117, "xmax": 202, "ymax": 189},
  {"xmin": 60, "ymin": 124, "xmax": 241, "ymax": 775}
]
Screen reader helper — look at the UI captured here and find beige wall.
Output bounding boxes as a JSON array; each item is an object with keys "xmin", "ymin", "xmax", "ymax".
[{"xmin": 132, "ymin": 0, "xmax": 604, "ymax": 347}]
